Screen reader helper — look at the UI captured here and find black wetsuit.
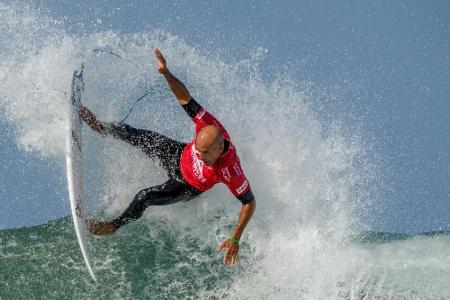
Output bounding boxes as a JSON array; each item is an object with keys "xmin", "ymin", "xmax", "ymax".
[{"xmin": 103, "ymin": 122, "xmax": 203, "ymax": 229}]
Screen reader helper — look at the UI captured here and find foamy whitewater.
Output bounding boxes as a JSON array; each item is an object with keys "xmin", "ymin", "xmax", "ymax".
[{"xmin": 1, "ymin": 3, "xmax": 449, "ymax": 299}]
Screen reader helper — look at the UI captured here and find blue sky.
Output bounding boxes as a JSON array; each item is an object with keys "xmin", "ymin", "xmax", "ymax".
[{"xmin": 1, "ymin": 0, "xmax": 449, "ymax": 232}]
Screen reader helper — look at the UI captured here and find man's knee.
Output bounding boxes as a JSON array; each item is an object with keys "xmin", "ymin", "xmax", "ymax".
[{"xmin": 120, "ymin": 189, "xmax": 151, "ymax": 220}]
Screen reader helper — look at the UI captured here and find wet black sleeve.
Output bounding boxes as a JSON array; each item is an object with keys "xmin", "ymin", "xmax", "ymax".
[
  {"xmin": 182, "ymin": 98, "xmax": 202, "ymax": 118},
  {"xmin": 237, "ymin": 188, "xmax": 255, "ymax": 204}
]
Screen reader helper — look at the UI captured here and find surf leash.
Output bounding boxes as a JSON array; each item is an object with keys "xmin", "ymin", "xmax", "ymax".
[
  {"xmin": 93, "ymin": 47, "xmax": 155, "ymax": 123},
  {"xmin": 93, "ymin": 48, "xmax": 140, "ymax": 69},
  {"xmin": 118, "ymin": 88, "xmax": 154, "ymax": 123}
]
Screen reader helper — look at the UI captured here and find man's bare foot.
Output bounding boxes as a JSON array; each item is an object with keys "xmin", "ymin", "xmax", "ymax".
[
  {"xmin": 153, "ymin": 48, "xmax": 168, "ymax": 74},
  {"xmin": 86, "ymin": 220, "xmax": 117, "ymax": 236},
  {"xmin": 79, "ymin": 106, "xmax": 107, "ymax": 137}
]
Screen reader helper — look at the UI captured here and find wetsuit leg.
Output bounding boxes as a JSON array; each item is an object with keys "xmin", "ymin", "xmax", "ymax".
[
  {"xmin": 104, "ymin": 122, "xmax": 185, "ymax": 174},
  {"xmin": 101, "ymin": 122, "xmax": 201, "ymax": 229},
  {"xmin": 112, "ymin": 178, "xmax": 202, "ymax": 228}
]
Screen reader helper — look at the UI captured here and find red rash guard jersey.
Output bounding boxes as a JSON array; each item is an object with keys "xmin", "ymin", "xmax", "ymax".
[{"xmin": 179, "ymin": 99, "xmax": 254, "ymax": 203}]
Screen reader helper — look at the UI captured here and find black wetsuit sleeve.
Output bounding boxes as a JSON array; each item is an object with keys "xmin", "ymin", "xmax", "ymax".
[
  {"xmin": 182, "ymin": 98, "xmax": 202, "ymax": 118},
  {"xmin": 237, "ymin": 188, "xmax": 255, "ymax": 204}
]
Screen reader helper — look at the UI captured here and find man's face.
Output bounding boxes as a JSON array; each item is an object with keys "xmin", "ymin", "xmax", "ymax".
[{"xmin": 196, "ymin": 141, "xmax": 224, "ymax": 166}]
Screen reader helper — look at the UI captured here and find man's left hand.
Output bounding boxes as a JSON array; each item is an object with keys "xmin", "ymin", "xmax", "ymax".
[{"xmin": 218, "ymin": 238, "xmax": 239, "ymax": 265}]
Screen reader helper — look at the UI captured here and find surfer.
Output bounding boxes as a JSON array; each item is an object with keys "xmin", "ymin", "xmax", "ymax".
[{"xmin": 80, "ymin": 49, "xmax": 255, "ymax": 265}]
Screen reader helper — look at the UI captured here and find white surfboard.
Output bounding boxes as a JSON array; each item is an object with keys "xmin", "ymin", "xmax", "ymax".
[{"xmin": 65, "ymin": 66, "xmax": 96, "ymax": 281}]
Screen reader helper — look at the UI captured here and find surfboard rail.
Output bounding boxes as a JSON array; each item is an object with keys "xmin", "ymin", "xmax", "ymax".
[{"xmin": 65, "ymin": 66, "xmax": 96, "ymax": 281}]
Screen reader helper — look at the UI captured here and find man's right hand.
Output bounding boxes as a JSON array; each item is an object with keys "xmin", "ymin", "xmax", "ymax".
[
  {"xmin": 153, "ymin": 48, "xmax": 168, "ymax": 74},
  {"xmin": 153, "ymin": 48, "xmax": 192, "ymax": 105}
]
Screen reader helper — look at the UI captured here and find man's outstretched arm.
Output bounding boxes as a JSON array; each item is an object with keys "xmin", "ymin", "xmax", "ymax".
[
  {"xmin": 218, "ymin": 199, "xmax": 256, "ymax": 265},
  {"xmin": 153, "ymin": 48, "xmax": 192, "ymax": 106}
]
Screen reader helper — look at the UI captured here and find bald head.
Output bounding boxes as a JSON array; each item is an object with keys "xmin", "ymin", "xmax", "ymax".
[
  {"xmin": 196, "ymin": 125, "xmax": 223, "ymax": 147},
  {"xmin": 195, "ymin": 125, "xmax": 225, "ymax": 165}
]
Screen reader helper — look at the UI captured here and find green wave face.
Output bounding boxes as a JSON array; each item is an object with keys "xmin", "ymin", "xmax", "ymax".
[
  {"xmin": 0, "ymin": 218, "xmax": 237, "ymax": 299},
  {"xmin": 2, "ymin": 219, "xmax": 450, "ymax": 299}
]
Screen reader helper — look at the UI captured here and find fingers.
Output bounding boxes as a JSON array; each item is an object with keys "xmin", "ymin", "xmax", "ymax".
[
  {"xmin": 223, "ymin": 249, "xmax": 229, "ymax": 265},
  {"xmin": 230, "ymin": 247, "xmax": 239, "ymax": 265},
  {"xmin": 223, "ymin": 249, "xmax": 238, "ymax": 265},
  {"xmin": 231, "ymin": 251, "xmax": 238, "ymax": 265},
  {"xmin": 221, "ymin": 240, "xmax": 231, "ymax": 264},
  {"xmin": 153, "ymin": 48, "xmax": 168, "ymax": 74},
  {"xmin": 217, "ymin": 239, "xmax": 240, "ymax": 265},
  {"xmin": 153, "ymin": 48, "xmax": 165, "ymax": 62},
  {"xmin": 220, "ymin": 242, "xmax": 239, "ymax": 266}
]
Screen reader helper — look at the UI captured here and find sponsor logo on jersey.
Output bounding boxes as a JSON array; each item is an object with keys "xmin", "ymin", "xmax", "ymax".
[
  {"xmin": 233, "ymin": 163, "xmax": 242, "ymax": 176},
  {"xmin": 221, "ymin": 167, "xmax": 231, "ymax": 182},
  {"xmin": 236, "ymin": 179, "xmax": 249, "ymax": 195},
  {"xmin": 191, "ymin": 144, "xmax": 206, "ymax": 182}
]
